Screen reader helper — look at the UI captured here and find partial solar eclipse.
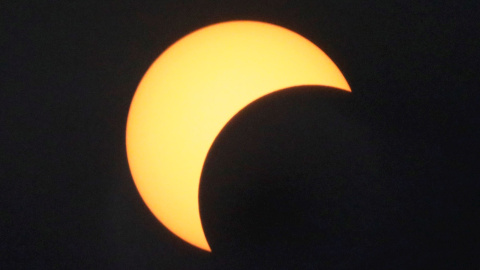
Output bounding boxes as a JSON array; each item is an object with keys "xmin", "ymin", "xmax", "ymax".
[{"xmin": 126, "ymin": 20, "xmax": 350, "ymax": 252}]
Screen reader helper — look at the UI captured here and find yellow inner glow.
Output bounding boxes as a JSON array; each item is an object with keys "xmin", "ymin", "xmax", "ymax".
[{"xmin": 126, "ymin": 21, "xmax": 350, "ymax": 252}]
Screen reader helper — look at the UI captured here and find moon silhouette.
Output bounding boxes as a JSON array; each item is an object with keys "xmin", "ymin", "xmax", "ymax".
[{"xmin": 126, "ymin": 20, "xmax": 350, "ymax": 251}]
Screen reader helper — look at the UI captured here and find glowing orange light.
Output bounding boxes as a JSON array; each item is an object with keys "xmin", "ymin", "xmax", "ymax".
[{"xmin": 126, "ymin": 21, "xmax": 350, "ymax": 252}]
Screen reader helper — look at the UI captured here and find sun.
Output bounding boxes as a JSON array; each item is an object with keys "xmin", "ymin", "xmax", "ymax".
[{"xmin": 126, "ymin": 20, "xmax": 350, "ymax": 251}]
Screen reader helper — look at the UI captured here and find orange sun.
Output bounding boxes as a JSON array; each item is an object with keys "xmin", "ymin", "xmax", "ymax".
[{"xmin": 126, "ymin": 20, "xmax": 350, "ymax": 251}]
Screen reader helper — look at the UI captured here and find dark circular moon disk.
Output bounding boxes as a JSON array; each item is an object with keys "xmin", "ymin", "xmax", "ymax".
[{"xmin": 199, "ymin": 85, "xmax": 399, "ymax": 269}]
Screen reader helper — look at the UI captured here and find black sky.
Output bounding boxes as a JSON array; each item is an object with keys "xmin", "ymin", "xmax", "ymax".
[{"xmin": 2, "ymin": 0, "xmax": 479, "ymax": 269}]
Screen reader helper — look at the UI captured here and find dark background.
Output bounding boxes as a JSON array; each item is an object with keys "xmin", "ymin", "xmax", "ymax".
[{"xmin": 2, "ymin": 0, "xmax": 478, "ymax": 269}]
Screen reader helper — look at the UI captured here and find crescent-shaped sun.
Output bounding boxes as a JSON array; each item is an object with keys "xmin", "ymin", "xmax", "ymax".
[{"xmin": 126, "ymin": 20, "xmax": 350, "ymax": 252}]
